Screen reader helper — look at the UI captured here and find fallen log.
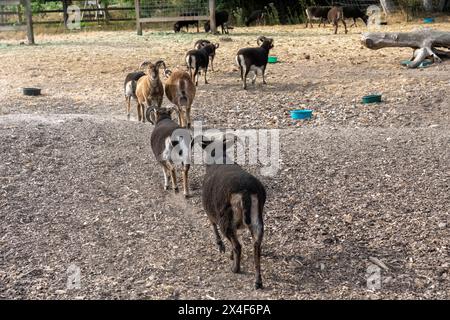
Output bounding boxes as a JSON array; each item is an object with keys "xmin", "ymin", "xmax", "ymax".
[{"xmin": 361, "ymin": 29, "xmax": 450, "ymax": 68}]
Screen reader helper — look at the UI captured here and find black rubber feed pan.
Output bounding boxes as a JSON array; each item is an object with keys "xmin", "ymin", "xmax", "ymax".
[{"xmin": 22, "ymin": 87, "xmax": 41, "ymax": 96}]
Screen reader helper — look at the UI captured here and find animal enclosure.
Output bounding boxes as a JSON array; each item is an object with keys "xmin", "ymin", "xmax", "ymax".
[{"xmin": 0, "ymin": 19, "xmax": 449, "ymax": 299}]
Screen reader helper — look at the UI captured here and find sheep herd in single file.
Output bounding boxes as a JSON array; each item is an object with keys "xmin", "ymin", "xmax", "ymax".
[{"xmin": 123, "ymin": 5, "xmax": 369, "ymax": 289}]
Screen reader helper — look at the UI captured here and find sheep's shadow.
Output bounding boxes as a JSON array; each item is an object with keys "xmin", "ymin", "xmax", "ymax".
[{"xmin": 263, "ymin": 243, "xmax": 408, "ymax": 292}]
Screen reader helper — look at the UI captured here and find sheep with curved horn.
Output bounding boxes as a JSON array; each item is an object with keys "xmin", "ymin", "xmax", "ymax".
[
  {"xmin": 236, "ymin": 36, "xmax": 274, "ymax": 90},
  {"xmin": 163, "ymin": 68, "xmax": 196, "ymax": 129},
  {"xmin": 135, "ymin": 60, "xmax": 166, "ymax": 123},
  {"xmin": 194, "ymin": 40, "xmax": 220, "ymax": 71}
]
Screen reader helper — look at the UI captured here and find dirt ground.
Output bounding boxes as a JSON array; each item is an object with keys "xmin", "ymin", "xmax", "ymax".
[{"xmin": 0, "ymin": 22, "xmax": 449, "ymax": 299}]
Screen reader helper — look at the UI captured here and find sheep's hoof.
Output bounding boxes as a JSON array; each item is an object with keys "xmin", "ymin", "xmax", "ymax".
[
  {"xmin": 255, "ymin": 281, "xmax": 263, "ymax": 290},
  {"xmin": 127, "ymin": 114, "xmax": 130, "ymax": 120},
  {"xmin": 173, "ymin": 187, "xmax": 179, "ymax": 193},
  {"xmin": 183, "ymin": 193, "xmax": 190, "ymax": 198},
  {"xmin": 217, "ymin": 242, "xmax": 225, "ymax": 253},
  {"xmin": 164, "ymin": 185, "xmax": 169, "ymax": 191}
]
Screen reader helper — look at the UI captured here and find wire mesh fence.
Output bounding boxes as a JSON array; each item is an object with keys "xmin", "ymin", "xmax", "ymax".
[
  {"xmin": 335, "ymin": 0, "xmax": 381, "ymax": 10},
  {"xmin": 0, "ymin": 0, "xmax": 23, "ymax": 26},
  {"xmin": 139, "ymin": 0, "xmax": 209, "ymax": 19}
]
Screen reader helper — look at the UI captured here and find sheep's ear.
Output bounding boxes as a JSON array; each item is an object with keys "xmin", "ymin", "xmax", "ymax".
[
  {"xmin": 163, "ymin": 68, "xmax": 172, "ymax": 78},
  {"xmin": 215, "ymin": 43, "xmax": 220, "ymax": 49}
]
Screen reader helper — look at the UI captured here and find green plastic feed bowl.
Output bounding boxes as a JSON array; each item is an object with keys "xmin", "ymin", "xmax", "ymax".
[
  {"xmin": 268, "ymin": 56, "xmax": 278, "ymax": 63},
  {"xmin": 362, "ymin": 94, "xmax": 382, "ymax": 104}
]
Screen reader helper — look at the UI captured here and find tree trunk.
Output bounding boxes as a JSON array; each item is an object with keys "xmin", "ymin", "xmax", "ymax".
[{"xmin": 362, "ymin": 29, "xmax": 450, "ymax": 68}]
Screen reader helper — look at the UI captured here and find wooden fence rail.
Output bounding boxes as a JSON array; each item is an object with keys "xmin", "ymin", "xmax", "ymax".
[{"xmin": 0, "ymin": 0, "xmax": 33, "ymax": 44}]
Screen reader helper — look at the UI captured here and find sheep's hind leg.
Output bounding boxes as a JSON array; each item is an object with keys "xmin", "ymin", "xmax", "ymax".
[
  {"xmin": 223, "ymin": 224, "xmax": 241, "ymax": 273},
  {"xmin": 249, "ymin": 221, "xmax": 264, "ymax": 289},
  {"xmin": 204, "ymin": 68, "xmax": 208, "ymax": 84},
  {"xmin": 182, "ymin": 164, "xmax": 190, "ymax": 197},
  {"xmin": 262, "ymin": 66, "xmax": 267, "ymax": 85},
  {"xmin": 251, "ymin": 71, "xmax": 257, "ymax": 85},
  {"xmin": 243, "ymin": 68, "xmax": 250, "ymax": 90},
  {"xmin": 166, "ymin": 163, "xmax": 178, "ymax": 193},
  {"xmin": 343, "ymin": 19, "xmax": 348, "ymax": 34},
  {"xmin": 137, "ymin": 103, "xmax": 142, "ymax": 122},
  {"xmin": 211, "ymin": 222, "xmax": 225, "ymax": 253},
  {"xmin": 162, "ymin": 165, "xmax": 170, "ymax": 190},
  {"xmin": 126, "ymin": 97, "xmax": 131, "ymax": 120}
]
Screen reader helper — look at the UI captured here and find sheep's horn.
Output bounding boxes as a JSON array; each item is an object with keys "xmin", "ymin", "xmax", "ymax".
[
  {"xmin": 139, "ymin": 60, "xmax": 151, "ymax": 69},
  {"xmin": 257, "ymin": 36, "xmax": 266, "ymax": 45},
  {"xmin": 155, "ymin": 60, "xmax": 166, "ymax": 70}
]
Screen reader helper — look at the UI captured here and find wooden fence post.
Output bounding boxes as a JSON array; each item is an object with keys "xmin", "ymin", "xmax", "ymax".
[
  {"xmin": 135, "ymin": 0, "xmax": 142, "ymax": 35},
  {"xmin": 209, "ymin": 0, "xmax": 216, "ymax": 34},
  {"xmin": 23, "ymin": 0, "xmax": 34, "ymax": 44},
  {"xmin": 62, "ymin": 0, "xmax": 68, "ymax": 27}
]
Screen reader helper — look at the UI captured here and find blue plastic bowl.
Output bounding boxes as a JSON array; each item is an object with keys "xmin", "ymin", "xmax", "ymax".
[
  {"xmin": 290, "ymin": 109, "xmax": 313, "ymax": 120},
  {"xmin": 423, "ymin": 17, "xmax": 435, "ymax": 23}
]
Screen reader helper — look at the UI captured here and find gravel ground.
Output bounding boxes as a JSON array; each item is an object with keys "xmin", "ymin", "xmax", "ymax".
[{"xmin": 0, "ymin": 23, "xmax": 449, "ymax": 299}]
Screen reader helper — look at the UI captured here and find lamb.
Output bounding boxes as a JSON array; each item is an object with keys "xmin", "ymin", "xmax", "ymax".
[
  {"xmin": 305, "ymin": 6, "xmax": 331, "ymax": 28},
  {"xmin": 193, "ymin": 39, "xmax": 219, "ymax": 71},
  {"xmin": 343, "ymin": 6, "xmax": 368, "ymax": 27},
  {"xmin": 149, "ymin": 107, "xmax": 191, "ymax": 197},
  {"xmin": 235, "ymin": 36, "xmax": 274, "ymax": 90},
  {"xmin": 185, "ymin": 43, "xmax": 218, "ymax": 86},
  {"xmin": 174, "ymin": 12, "xmax": 199, "ymax": 33},
  {"xmin": 135, "ymin": 60, "xmax": 165, "ymax": 123},
  {"xmin": 198, "ymin": 135, "xmax": 266, "ymax": 289},
  {"xmin": 164, "ymin": 69, "xmax": 196, "ymax": 128},
  {"xmin": 245, "ymin": 10, "xmax": 265, "ymax": 27},
  {"xmin": 328, "ymin": 6, "xmax": 348, "ymax": 35},
  {"xmin": 204, "ymin": 10, "xmax": 229, "ymax": 34},
  {"xmin": 124, "ymin": 71, "xmax": 145, "ymax": 120}
]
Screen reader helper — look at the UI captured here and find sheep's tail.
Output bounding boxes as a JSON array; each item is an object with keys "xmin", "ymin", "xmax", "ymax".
[
  {"xmin": 242, "ymin": 192, "xmax": 252, "ymax": 225},
  {"xmin": 178, "ymin": 78, "xmax": 190, "ymax": 107}
]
